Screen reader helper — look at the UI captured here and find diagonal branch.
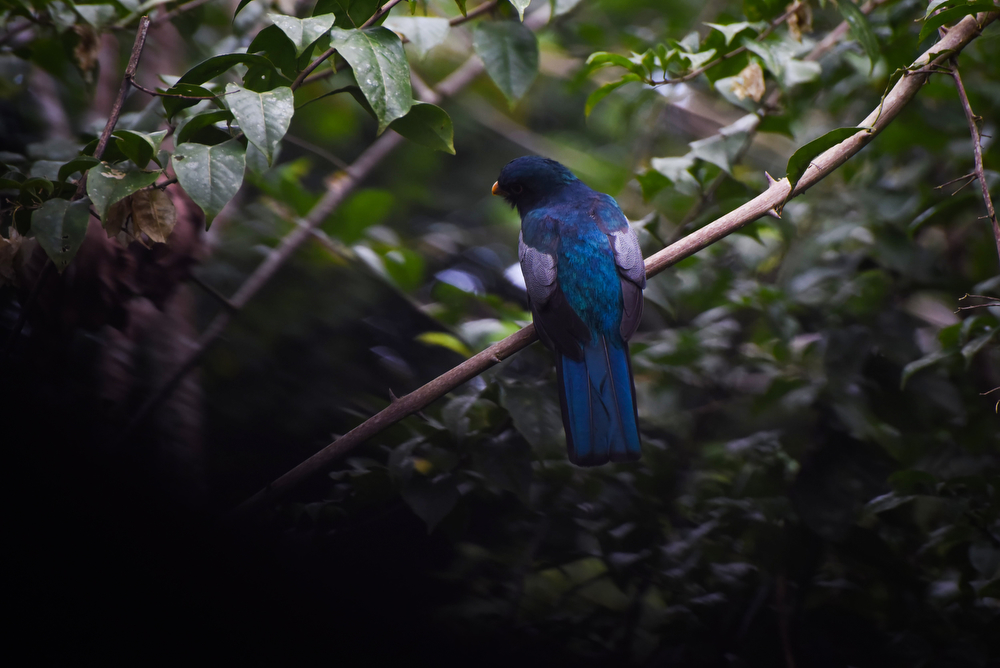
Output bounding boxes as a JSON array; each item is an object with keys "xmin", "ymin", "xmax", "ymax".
[
  {"xmin": 232, "ymin": 9, "xmax": 1000, "ymax": 519},
  {"xmin": 949, "ymin": 59, "xmax": 1000, "ymax": 266}
]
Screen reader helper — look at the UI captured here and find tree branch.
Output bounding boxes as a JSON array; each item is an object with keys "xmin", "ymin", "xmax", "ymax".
[
  {"xmin": 950, "ymin": 59, "xmax": 1000, "ymax": 266},
  {"xmin": 231, "ymin": 9, "xmax": 999, "ymax": 519}
]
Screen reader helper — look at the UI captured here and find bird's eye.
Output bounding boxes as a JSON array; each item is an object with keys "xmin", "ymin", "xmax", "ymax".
[{"xmin": 511, "ymin": 184, "xmax": 524, "ymax": 194}]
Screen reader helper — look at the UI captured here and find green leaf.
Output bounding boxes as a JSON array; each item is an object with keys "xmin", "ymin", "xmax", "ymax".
[
  {"xmin": 234, "ymin": 0, "xmax": 255, "ymax": 19},
  {"xmin": 224, "ymin": 84, "xmax": 294, "ymax": 166},
  {"xmin": 329, "ymin": 27, "xmax": 413, "ymax": 134},
  {"xmin": 838, "ymin": 0, "xmax": 880, "ymax": 74},
  {"xmin": 57, "ymin": 156, "xmax": 100, "ymax": 182},
  {"xmin": 688, "ymin": 115, "xmax": 757, "ymax": 175},
  {"xmin": 382, "ymin": 16, "xmax": 450, "ymax": 59},
  {"xmin": 650, "ymin": 154, "xmax": 700, "ymax": 196},
  {"xmin": 86, "ymin": 163, "xmax": 161, "ymax": 220},
  {"xmin": 268, "ymin": 12, "xmax": 337, "ymax": 56},
  {"xmin": 401, "ymin": 474, "xmax": 460, "ymax": 532},
  {"xmin": 962, "ymin": 329, "xmax": 997, "ymax": 365},
  {"xmin": 176, "ymin": 110, "xmax": 236, "ymax": 146},
  {"xmin": 919, "ymin": 3, "xmax": 997, "ymax": 42},
  {"xmin": 704, "ymin": 21, "xmax": 766, "ymax": 46},
  {"xmin": 510, "ymin": 0, "xmax": 530, "ymax": 20},
  {"xmin": 473, "ymin": 21, "xmax": 539, "ymax": 106},
  {"xmin": 454, "ymin": 0, "xmax": 467, "ymax": 16},
  {"xmin": 112, "ymin": 129, "xmax": 157, "ymax": 168},
  {"xmin": 680, "ymin": 49, "xmax": 717, "ymax": 70},
  {"xmin": 785, "ymin": 127, "xmax": 868, "ymax": 197},
  {"xmin": 177, "ymin": 53, "xmax": 278, "ymax": 86},
  {"xmin": 162, "ymin": 83, "xmax": 218, "ymax": 120},
  {"xmin": 172, "ymin": 140, "xmax": 246, "ymax": 228},
  {"xmin": 246, "ymin": 24, "xmax": 299, "ymax": 79},
  {"xmin": 31, "ymin": 198, "xmax": 91, "ymax": 272},
  {"xmin": 585, "ymin": 74, "xmax": 641, "ymax": 117},
  {"xmin": 900, "ymin": 350, "xmax": 953, "ymax": 389},
  {"xmin": 416, "ymin": 331, "xmax": 471, "ymax": 357},
  {"xmin": 586, "ymin": 51, "xmax": 647, "ymax": 77},
  {"xmin": 387, "ymin": 102, "xmax": 455, "ymax": 154}
]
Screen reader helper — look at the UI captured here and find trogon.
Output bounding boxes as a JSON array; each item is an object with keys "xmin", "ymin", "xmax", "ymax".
[{"xmin": 492, "ymin": 156, "xmax": 646, "ymax": 466}]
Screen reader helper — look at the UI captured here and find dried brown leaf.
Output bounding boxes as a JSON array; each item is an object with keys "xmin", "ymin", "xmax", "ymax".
[
  {"xmin": 787, "ymin": 1, "xmax": 813, "ymax": 43},
  {"xmin": 105, "ymin": 196, "xmax": 131, "ymax": 240},
  {"xmin": 131, "ymin": 188, "xmax": 177, "ymax": 244},
  {"xmin": 732, "ymin": 61, "xmax": 766, "ymax": 102},
  {"xmin": 72, "ymin": 24, "xmax": 100, "ymax": 81}
]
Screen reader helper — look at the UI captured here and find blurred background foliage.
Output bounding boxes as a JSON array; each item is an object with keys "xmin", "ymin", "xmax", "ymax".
[{"xmin": 2, "ymin": 0, "xmax": 999, "ymax": 664}]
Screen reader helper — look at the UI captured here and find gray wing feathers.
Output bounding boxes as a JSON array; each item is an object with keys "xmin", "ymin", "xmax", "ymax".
[
  {"xmin": 519, "ymin": 231, "xmax": 558, "ymax": 306},
  {"xmin": 609, "ymin": 228, "xmax": 646, "ymax": 289},
  {"xmin": 609, "ymin": 226, "xmax": 645, "ymax": 341}
]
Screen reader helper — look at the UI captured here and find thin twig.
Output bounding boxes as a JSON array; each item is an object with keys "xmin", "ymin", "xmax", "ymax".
[
  {"xmin": 950, "ymin": 59, "xmax": 1000, "ymax": 265},
  {"xmin": 230, "ymin": 9, "xmax": 1000, "ymax": 519},
  {"xmin": 90, "ymin": 16, "xmax": 152, "ymax": 167},
  {"xmin": 282, "ymin": 134, "xmax": 351, "ymax": 170},
  {"xmin": 188, "ymin": 273, "xmax": 238, "ymax": 311},
  {"xmin": 934, "ymin": 171, "xmax": 977, "ymax": 189}
]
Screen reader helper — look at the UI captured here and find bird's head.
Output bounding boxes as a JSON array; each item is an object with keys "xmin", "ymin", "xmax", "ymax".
[{"xmin": 492, "ymin": 156, "xmax": 579, "ymax": 213}]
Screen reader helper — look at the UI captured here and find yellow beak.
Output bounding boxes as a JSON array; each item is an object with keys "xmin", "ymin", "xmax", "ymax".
[{"xmin": 492, "ymin": 181, "xmax": 504, "ymax": 197}]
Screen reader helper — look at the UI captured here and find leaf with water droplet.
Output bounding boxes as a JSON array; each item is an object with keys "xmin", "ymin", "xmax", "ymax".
[
  {"xmin": 268, "ymin": 13, "xmax": 337, "ymax": 56},
  {"xmin": 225, "ymin": 84, "xmax": 294, "ymax": 166},
  {"xmin": 329, "ymin": 27, "xmax": 412, "ymax": 134},
  {"xmin": 172, "ymin": 140, "xmax": 246, "ymax": 228},
  {"xmin": 388, "ymin": 102, "xmax": 455, "ymax": 154}
]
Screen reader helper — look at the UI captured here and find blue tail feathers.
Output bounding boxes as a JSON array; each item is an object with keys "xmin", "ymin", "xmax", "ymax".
[{"xmin": 556, "ymin": 336, "xmax": 641, "ymax": 466}]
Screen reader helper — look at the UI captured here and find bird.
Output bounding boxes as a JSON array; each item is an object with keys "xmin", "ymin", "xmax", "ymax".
[{"xmin": 492, "ymin": 156, "xmax": 646, "ymax": 466}]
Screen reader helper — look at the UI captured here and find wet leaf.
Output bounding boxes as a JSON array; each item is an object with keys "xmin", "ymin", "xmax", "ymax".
[
  {"xmin": 387, "ymin": 102, "xmax": 455, "ymax": 154},
  {"xmin": 329, "ymin": 27, "xmax": 412, "ymax": 134},
  {"xmin": 225, "ymin": 84, "xmax": 294, "ymax": 165},
  {"xmin": 268, "ymin": 12, "xmax": 337, "ymax": 56},
  {"xmin": 172, "ymin": 139, "xmax": 246, "ymax": 227}
]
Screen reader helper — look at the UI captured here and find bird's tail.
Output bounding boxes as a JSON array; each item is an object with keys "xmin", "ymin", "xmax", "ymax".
[{"xmin": 556, "ymin": 335, "xmax": 641, "ymax": 466}]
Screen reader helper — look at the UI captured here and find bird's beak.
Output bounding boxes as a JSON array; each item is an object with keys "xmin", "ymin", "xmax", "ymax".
[{"xmin": 492, "ymin": 181, "xmax": 506, "ymax": 197}]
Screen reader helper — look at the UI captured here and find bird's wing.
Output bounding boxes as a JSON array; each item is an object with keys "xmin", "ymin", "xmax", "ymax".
[
  {"xmin": 590, "ymin": 195, "xmax": 646, "ymax": 341},
  {"xmin": 519, "ymin": 222, "xmax": 590, "ymax": 361}
]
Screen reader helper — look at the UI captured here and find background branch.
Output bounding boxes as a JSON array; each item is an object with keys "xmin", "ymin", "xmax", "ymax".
[
  {"xmin": 231, "ymin": 10, "xmax": 1000, "ymax": 519},
  {"xmin": 950, "ymin": 60, "xmax": 1000, "ymax": 265}
]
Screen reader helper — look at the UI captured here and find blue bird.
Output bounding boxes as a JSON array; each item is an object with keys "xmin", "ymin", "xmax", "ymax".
[{"xmin": 493, "ymin": 156, "xmax": 645, "ymax": 466}]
